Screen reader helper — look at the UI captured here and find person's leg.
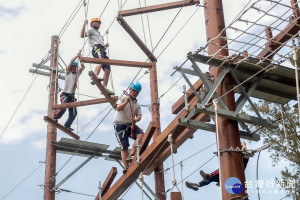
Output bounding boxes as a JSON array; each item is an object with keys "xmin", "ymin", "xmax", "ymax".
[
  {"xmin": 129, "ymin": 133, "xmax": 143, "ymax": 157},
  {"xmin": 121, "ymin": 148, "xmax": 129, "ymax": 169},
  {"xmin": 53, "ymin": 93, "xmax": 68, "ymax": 120},
  {"xmin": 94, "ymin": 64, "xmax": 102, "ymax": 77},
  {"xmin": 102, "ymin": 68, "xmax": 110, "ymax": 87},
  {"xmin": 64, "ymin": 107, "xmax": 77, "ymax": 128}
]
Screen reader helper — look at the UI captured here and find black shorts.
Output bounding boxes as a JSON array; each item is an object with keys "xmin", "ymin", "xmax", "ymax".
[
  {"xmin": 114, "ymin": 124, "xmax": 144, "ymax": 149},
  {"xmin": 92, "ymin": 44, "xmax": 111, "ymax": 70}
]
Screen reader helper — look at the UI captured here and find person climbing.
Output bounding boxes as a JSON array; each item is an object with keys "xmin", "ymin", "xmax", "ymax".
[
  {"xmin": 80, "ymin": 17, "xmax": 114, "ymax": 95},
  {"xmin": 113, "ymin": 81, "xmax": 144, "ymax": 174},
  {"xmin": 53, "ymin": 51, "xmax": 85, "ymax": 131},
  {"xmin": 185, "ymin": 141, "xmax": 250, "ymax": 191}
]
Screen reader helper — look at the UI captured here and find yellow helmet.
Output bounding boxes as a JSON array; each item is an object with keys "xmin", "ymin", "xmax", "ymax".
[{"xmin": 90, "ymin": 18, "xmax": 101, "ymax": 24}]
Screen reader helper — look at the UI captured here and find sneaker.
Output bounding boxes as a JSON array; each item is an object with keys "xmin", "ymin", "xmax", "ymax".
[
  {"xmin": 122, "ymin": 168, "xmax": 128, "ymax": 174},
  {"xmin": 90, "ymin": 77, "xmax": 104, "ymax": 85},
  {"xmin": 64, "ymin": 126, "xmax": 74, "ymax": 131},
  {"xmin": 126, "ymin": 155, "xmax": 134, "ymax": 161},
  {"xmin": 185, "ymin": 181, "xmax": 199, "ymax": 191},
  {"xmin": 200, "ymin": 170, "xmax": 210, "ymax": 182}
]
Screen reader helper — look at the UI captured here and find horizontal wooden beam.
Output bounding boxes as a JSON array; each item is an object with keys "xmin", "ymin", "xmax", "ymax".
[
  {"xmin": 117, "ymin": 15, "xmax": 157, "ymax": 62},
  {"xmin": 88, "ymin": 71, "xmax": 117, "ymax": 108},
  {"xmin": 118, "ymin": 0, "xmax": 200, "ymax": 17},
  {"xmin": 44, "ymin": 116, "xmax": 79, "ymax": 140},
  {"xmin": 95, "ymin": 167, "xmax": 118, "ymax": 200},
  {"xmin": 52, "ymin": 97, "xmax": 118, "ymax": 110},
  {"xmin": 80, "ymin": 57, "xmax": 152, "ymax": 68}
]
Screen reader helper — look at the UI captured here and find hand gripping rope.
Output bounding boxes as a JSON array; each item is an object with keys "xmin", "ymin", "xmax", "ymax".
[{"xmin": 123, "ymin": 90, "xmax": 135, "ymax": 139}]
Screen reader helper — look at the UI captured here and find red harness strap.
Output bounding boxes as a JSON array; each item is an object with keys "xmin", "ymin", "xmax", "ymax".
[{"xmin": 123, "ymin": 90, "xmax": 135, "ymax": 138}]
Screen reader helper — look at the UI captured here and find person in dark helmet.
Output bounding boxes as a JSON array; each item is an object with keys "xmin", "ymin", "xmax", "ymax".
[
  {"xmin": 53, "ymin": 51, "xmax": 85, "ymax": 131},
  {"xmin": 185, "ymin": 141, "xmax": 249, "ymax": 191},
  {"xmin": 80, "ymin": 17, "xmax": 114, "ymax": 95},
  {"xmin": 113, "ymin": 81, "xmax": 144, "ymax": 174}
]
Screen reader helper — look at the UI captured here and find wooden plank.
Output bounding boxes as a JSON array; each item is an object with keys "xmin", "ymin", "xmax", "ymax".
[
  {"xmin": 95, "ymin": 167, "xmax": 118, "ymax": 200},
  {"xmin": 131, "ymin": 122, "xmax": 157, "ymax": 164},
  {"xmin": 52, "ymin": 97, "xmax": 118, "ymax": 110},
  {"xmin": 117, "ymin": 15, "xmax": 157, "ymax": 62},
  {"xmin": 118, "ymin": 0, "xmax": 200, "ymax": 17},
  {"xmin": 171, "ymin": 78, "xmax": 205, "ymax": 114},
  {"xmin": 88, "ymin": 71, "xmax": 117, "ymax": 108},
  {"xmin": 80, "ymin": 57, "xmax": 152, "ymax": 68},
  {"xmin": 170, "ymin": 192, "xmax": 182, "ymax": 200},
  {"xmin": 43, "ymin": 116, "xmax": 79, "ymax": 140}
]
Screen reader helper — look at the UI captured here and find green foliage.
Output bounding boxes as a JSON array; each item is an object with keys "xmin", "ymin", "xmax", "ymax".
[{"xmin": 248, "ymin": 100, "xmax": 300, "ymax": 199}]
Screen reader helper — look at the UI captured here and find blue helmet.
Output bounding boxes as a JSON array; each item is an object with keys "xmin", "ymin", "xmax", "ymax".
[
  {"xmin": 72, "ymin": 61, "xmax": 78, "ymax": 67},
  {"xmin": 130, "ymin": 81, "xmax": 142, "ymax": 92}
]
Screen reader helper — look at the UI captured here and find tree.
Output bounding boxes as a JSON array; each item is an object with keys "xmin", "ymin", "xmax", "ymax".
[
  {"xmin": 247, "ymin": 41, "xmax": 300, "ymax": 198},
  {"xmin": 248, "ymin": 101, "xmax": 299, "ymax": 199}
]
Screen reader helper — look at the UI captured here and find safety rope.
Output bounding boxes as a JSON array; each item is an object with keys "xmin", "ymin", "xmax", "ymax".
[
  {"xmin": 213, "ymin": 99, "xmax": 223, "ymax": 200},
  {"xmin": 292, "ymin": 45, "xmax": 300, "ymax": 126},
  {"xmin": 168, "ymin": 134, "xmax": 181, "ymax": 193},
  {"xmin": 280, "ymin": 104, "xmax": 289, "ymax": 152},
  {"xmin": 138, "ymin": 0, "xmax": 147, "ymax": 45},
  {"xmin": 180, "ymin": 161, "xmax": 184, "ymax": 200},
  {"xmin": 138, "ymin": 172, "xmax": 144, "ymax": 200}
]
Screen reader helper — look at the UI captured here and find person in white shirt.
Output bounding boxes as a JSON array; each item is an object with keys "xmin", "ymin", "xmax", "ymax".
[
  {"xmin": 53, "ymin": 51, "xmax": 85, "ymax": 131},
  {"xmin": 81, "ymin": 18, "xmax": 114, "ymax": 95}
]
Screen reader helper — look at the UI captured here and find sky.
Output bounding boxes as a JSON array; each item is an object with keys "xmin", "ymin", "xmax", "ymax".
[{"xmin": 0, "ymin": 0, "xmax": 296, "ymax": 200}]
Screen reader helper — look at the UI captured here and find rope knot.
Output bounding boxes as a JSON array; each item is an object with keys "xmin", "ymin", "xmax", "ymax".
[
  {"xmin": 167, "ymin": 134, "xmax": 173, "ymax": 143},
  {"xmin": 138, "ymin": 172, "xmax": 144, "ymax": 182}
]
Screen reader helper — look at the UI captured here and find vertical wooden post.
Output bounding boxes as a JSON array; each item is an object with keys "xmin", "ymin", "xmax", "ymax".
[
  {"xmin": 44, "ymin": 35, "xmax": 59, "ymax": 200},
  {"xmin": 149, "ymin": 62, "xmax": 166, "ymax": 200},
  {"xmin": 203, "ymin": 1, "xmax": 246, "ymax": 200}
]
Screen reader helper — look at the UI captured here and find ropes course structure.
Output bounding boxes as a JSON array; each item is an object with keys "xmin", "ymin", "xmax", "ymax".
[{"xmin": 3, "ymin": 0, "xmax": 299, "ymax": 200}]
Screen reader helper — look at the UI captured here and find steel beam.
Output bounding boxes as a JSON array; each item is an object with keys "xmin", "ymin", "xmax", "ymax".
[
  {"xmin": 32, "ymin": 63, "xmax": 65, "ymax": 73},
  {"xmin": 195, "ymin": 105, "xmax": 278, "ymax": 129},
  {"xmin": 51, "ymin": 153, "xmax": 95, "ymax": 192},
  {"xmin": 177, "ymin": 118, "xmax": 260, "ymax": 141},
  {"xmin": 29, "ymin": 69, "xmax": 65, "ymax": 80}
]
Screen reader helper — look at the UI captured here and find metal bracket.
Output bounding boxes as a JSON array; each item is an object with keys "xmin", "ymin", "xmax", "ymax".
[
  {"xmin": 136, "ymin": 139, "xmax": 141, "ymax": 165},
  {"xmin": 183, "ymin": 85, "xmax": 190, "ymax": 111}
]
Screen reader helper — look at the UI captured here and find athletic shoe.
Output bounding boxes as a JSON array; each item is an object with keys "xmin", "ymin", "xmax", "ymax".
[
  {"xmin": 185, "ymin": 181, "xmax": 199, "ymax": 191},
  {"xmin": 126, "ymin": 155, "xmax": 134, "ymax": 161},
  {"xmin": 106, "ymin": 89, "xmax": 115, "ymax": 95},
  {"xmin": 64, "ymin": 126, "xmax": 74, "ymax": 131},
  {"xmin": 200, "ymin": 170, "xmax": 210, "ymax": 182},
  {"xmin": 90, "ymin": 77, "xmax": 104, "ymax": 85},
  {"xmin": 122, "ymin": 168, "xmax": 128, "ymax": 174}
]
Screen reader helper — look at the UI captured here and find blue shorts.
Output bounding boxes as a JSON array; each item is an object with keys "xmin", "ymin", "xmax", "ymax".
[
  {"xmin": 92, "ymin": 44, "xmax": 111, "ymax": 70},
  {"xmin": 114, "ymin": 124, "xmax": 144, "ymax": 149}
]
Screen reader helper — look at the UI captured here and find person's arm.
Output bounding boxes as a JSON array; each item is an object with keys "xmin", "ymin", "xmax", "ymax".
[
  {"xmin": 116, "ymin": 96, "xmax": 130, "ymax": 111},
  {"xmin": 66, "ymin": 50, "xmax": 81, "ymax": 73},
  {"xmin": 78, "ymin": 61, "xmax": 85, "ymax": 74},
  {"xmin": 133, "ymin": 114, "xmax": 142, "ymax": 123},
  {"xmin": 80, "ymin": 20, "xmax": 88, "ymax": 38}
]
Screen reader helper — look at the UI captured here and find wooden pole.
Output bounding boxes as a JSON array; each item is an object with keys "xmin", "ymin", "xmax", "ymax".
[
  {"xmin": 150, "ymin": 62, "xmax": 166, "ymax": 200},
  {"xmin": 44, "ymin": 35, "xmax": 59, "ymax": 200},
  {"xmin": 203, "ymin": 1, "xmax": 246, "ymax": 199}
]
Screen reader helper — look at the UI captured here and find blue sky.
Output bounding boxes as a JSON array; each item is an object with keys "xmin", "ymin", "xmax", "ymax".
[{"xmin": 0, "ymin": 0, "xmax": 296, "ymax": 200}]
